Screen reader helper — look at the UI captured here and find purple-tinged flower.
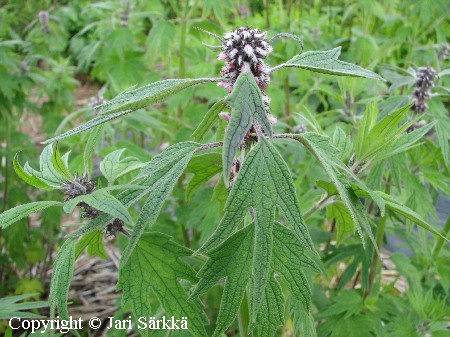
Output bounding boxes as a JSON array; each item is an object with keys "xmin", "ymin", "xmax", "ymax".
[{"xmin": 412, "ymin": 66, "xmax": 437, "ymax": 113}]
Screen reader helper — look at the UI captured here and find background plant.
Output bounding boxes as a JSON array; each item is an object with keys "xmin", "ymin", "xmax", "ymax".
[{"xmin": 0, "ymin": 1, "xmax": 449, "ymax": 336}]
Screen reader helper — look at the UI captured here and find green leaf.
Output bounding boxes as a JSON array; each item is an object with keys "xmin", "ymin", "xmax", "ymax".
[
  {"xmin": 287, "ymin": 134, "xmax": 376, "ymax": 248},
  {"xmin": 185, "ymin": 153, "xmax": 222, "ymax": 200},
  {"xmin": 272, "ymin": 222, "xmax": 319, "ymax": 310},
  {"xmin": 63, "ymin": 190, "xmax": 133, "ymax": 224},
  {"xmin": 117, "ymin": 232, "xmax": 208, "ymax": 337},
  {"xmin": 51, "ymin": 145, "xmax": 73, "ymax": 181},
  {"xmin": 354, "ymin": 104, "xmax": 425, "ymax": 163},
  {"xmin": 200, "ymin": 139, "xmax": 315, "ymax": 254},
  {"xmin": 276, "ymin": 47, "xmax": 384, "ymax": 81},
  {"xmin": 100, "ymin": 78, "xmax": 220, "ymax": 115},
  {"xmin": 43, "ymin": 109, "xmax": 140, "ymax": 144},
  {"xmin": 193, "ymin": 223, "xmax": 317, "ymax": 337},
  {"xmin": 254, "ymin": 276, "xmax": 285, "ymax": 337},
  {"xmin": 83, "ymin": 124, "xmax": 104, "ymax": 173},
  {"xmin": 75, "ymin": 230, "xmax": 108, "ymax": 260},
  {"xmin": 147, "ymin": 20, "xmax": 176, "ymax": 57},
  {"xmin": 43, "ymin": 78, "xmax": 220, "ymax": 144},
  {"xmin": 435, "ymin": 115, "xmax": 450, "ymax": 165},
  {"xmin": 66, "ymin": 186, "xmax": 150, "ymax": 238},
  {"xmin": 13, "ymin": 153, "xmax": 51, "ymax": 189},
  {"xmin": 332, "ymin": 127, "xmax": 353, "ymax": 162},
  {"xmin": 222, "ymin": 71, "xmax": 273, "ymax": 184},
  {"xmin": 121, "ymin": 142, "xmax": 200, "ymax": 266},
  {"xmin": 355, "ymin": 102, "xmax": 378, "ymax": 159},
  {"xmin": 0, "ymin": 201, "xmax": 61, "ymax": 229},
  {"xmin": 199, "ymin": 138, "xmax": 315, "ymax": 327},
  {"xmin": 100, "ymin": 149, "xmax": 143, "ymax": 185},
  {"xmin": 49, "ymin": 238, "xmax": 79, "ymax": 336},
  {"xmin": 328, "ymin": 201, "xmax": 356, "ymax": 244},
  {"xmin": 192, "ymin": 100, "xmax": 228, "ymax": 142},
  {"xmin": 0, "ymin": 294, "xmax": 48, "ymax": 320},
  {"xmin": 38, "ymin": 145, "xmax": 66, "ymax": 185},
  {"xmin": 193, "ymin": 225, "xmax": 254, "ymax": 337},
  {"xmin": 377, "ymin": 192, "xmax": 449, "ymax": 241}
]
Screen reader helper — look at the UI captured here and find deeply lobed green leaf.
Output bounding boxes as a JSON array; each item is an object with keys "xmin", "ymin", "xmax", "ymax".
[{"xmin": 118, "ymin": 232, "xmax": 208, "ymax": 337}]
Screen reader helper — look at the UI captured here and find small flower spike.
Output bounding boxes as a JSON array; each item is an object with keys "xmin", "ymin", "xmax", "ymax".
[
  {"xmin": 61, "ymin": 173, "xmax": 98, "ymax": 219},
  {"xmin": 412, "ymin": 66, "xmax": 437, "ymax": 113}
]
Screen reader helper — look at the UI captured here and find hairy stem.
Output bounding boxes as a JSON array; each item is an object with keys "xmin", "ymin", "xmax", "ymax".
[
  {"xmin": 284, "ymin": 76, "xmax": 291, "ymax": 121},
  {"xmin": 264, "ymin": 0, "xmax": 271, "ymax": 28},
  {"xmin": 365, "ymin": 177, "xmax": 391, "ymax": 298},
  {"xmin": 303, "ymin": 194, "xmax": 335, "ymax": 219},
  {"xmin": 2, "ymin": 113, "xmax": 10, "ymax": 213},
  {"xmin": 177, "ymin": 0, "xmax": 189, "ymax": 118}
]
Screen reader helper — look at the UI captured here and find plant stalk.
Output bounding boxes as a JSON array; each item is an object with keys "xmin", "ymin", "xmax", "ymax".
[
  {"xmin": 284, "ymin": 76, "xmax": 291, "ymax": 121},
  {"xmin": 177, "ymin": 0, "xmax": 189, "ymax": 118},
  {"xmin": 365, "ymin": 178, "xmax": 391, "ymax": 298},
  {"xmin": 2, "ymin": 113, "xmax": 10, "ymax": 213}
]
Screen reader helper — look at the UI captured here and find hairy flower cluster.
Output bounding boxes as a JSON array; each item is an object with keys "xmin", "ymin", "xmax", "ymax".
[
  {"xmin": 38, "ymin": 10, "xmax": 50, "ymax": 34},
  {"xmin": 217, "ymin": 27, "xmax": 273, "ymax": 110},
  {"xmin": 412, "ymin": 66, "xmax": 437, "ymax": 113},
  {"xmin": 120, "ymin": 3, "xmax": 130, "ymax": 28},
  {"xmin": 438, "ymin": 43, "xmax": 449, "ymax": 63},
  {"xmin": 62, "ymin": 173, "xmax": 98, "ymax": 219},
  {"xmin": 62, "ymin": 173, "xmax": 129, "ymax": 237},
  {"xmin": 105, "ymin": 218, "xmax": 127, "ymax": 239}
]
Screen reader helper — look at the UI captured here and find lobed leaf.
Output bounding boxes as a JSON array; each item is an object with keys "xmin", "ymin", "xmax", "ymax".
[
  {"xmin": 193, "ymin": 225, "xmax": 254, "ymax": 337},
  {"xmin": 0, "ymin": 294, "xmax": 48, "ymax": 320},
  {"xmin": 272, "ymin": 222, "xmax": 319, "ymax": 310},
  {"xmin": 254, "ymin": 276, "xmax": 285, "ymax": 337},
  {"xmin": 200, "ymin": 139, "xmax": 315, "ymax": 254},
  {"xmin": 117, "ymin": 233, "xmax": 208, "ymax": 337},
  {"xmin": 194, "ymin": 222, "xmax": 317, "ymax": 337},
  {"xmin": 121, "ymin": 142, "xmax": 201, "ymax": 266}
]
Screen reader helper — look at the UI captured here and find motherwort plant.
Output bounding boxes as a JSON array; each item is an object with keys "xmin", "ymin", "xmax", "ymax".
[{"xmin": 1, "ymin": 27, "xmax": 446, "ymax": 337}]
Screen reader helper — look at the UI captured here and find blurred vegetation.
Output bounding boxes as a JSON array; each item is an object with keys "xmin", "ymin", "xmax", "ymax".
[{"xmin": 0, "ymin": 0, "xmax": 449, "ymax": 336}]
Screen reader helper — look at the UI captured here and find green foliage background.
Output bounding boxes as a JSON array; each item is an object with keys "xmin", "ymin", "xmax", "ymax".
[{"xmin": 0, "ymin": 0, "xmax": 449, "ymax": 336}]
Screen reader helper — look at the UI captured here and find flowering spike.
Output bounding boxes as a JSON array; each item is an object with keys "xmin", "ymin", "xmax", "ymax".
[
  {"xmin": 412, "ymin": 66, "xmax": 437, "ymax": 113},
  {"xmin": 216, "ymin": 26, "xmax": 274, "ymax": 112}
]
